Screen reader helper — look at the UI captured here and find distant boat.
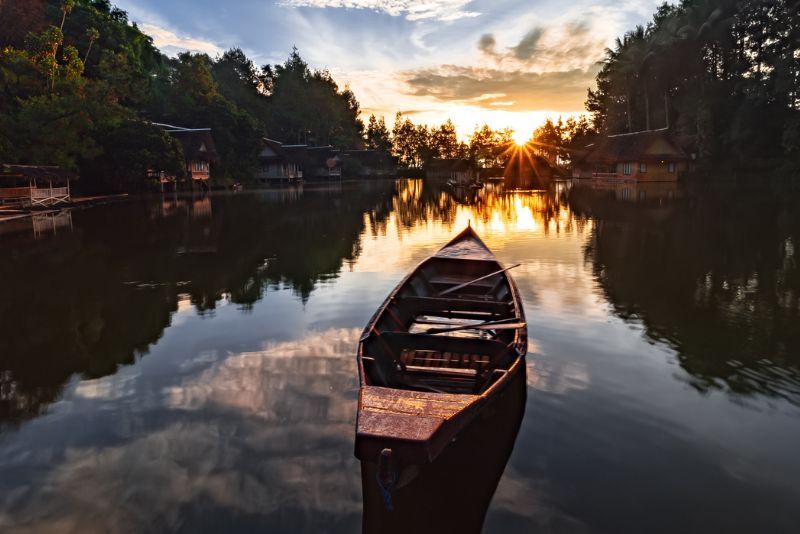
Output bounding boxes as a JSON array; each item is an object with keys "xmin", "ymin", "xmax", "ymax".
[
  {"xmin": 354, "ymin": 226, "xmax": 527, "ymax": 506},
  {"xmin": 447, "ymin": 178, "xmax": 483, "ymax": 189}
]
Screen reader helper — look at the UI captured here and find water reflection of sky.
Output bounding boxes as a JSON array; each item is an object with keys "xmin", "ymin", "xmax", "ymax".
[{"xmin": 1, "ymin": 181, "xmax": 799, "ymax": 532}]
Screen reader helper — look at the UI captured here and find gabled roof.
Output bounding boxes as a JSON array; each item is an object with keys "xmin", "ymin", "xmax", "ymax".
[
  {"xmin": 259, "ymin": 138, "xmax": 287, "ymax": 160},
  {"xmin": 1, "ymin": 164, "xmax": 77, "ymax": 183},
  {"xmin": 585, "ymin": 128, "xmax": 687, "ymax": 164},
  {"xmin": 167, "ymin": 129, "xmax": 219, "ymax": 162}
]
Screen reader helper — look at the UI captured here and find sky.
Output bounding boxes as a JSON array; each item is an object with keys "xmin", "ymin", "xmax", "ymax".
[{"xmin": 114, "ymin": 0, "xmax": 663, "ymax": 139}]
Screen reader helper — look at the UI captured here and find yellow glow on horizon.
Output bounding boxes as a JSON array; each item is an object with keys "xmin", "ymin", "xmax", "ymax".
[{"xmin": 363, "ymin": 105, "xmax": 584, "ymax": 142}]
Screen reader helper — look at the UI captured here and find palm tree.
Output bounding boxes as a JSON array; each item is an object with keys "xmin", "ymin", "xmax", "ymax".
[
  {"xmin": 84, "ymin": 28, "xmax": 100, "ymax": 64},
  {"xmin": 59, "ymin": 0, "xmax": 75, "ymax": 32}
]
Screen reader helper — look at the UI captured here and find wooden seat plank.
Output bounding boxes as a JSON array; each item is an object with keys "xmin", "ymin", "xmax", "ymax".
[
  {"xmin": 399, "ymin": 296, "xmax": 512, "ymax": 315},
  {"xmin": 429, "ymin": 274, "xmax": 495, "ymax": 288},
  {"xmin": 404, "ymin": 365, "xmax": 478, "ymax": 378}
]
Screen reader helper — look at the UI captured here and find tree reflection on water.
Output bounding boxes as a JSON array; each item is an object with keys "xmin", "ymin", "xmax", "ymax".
[
  {"xmin": 0, "ymin": 182, "xmax": 395, "ymax": 426},
  {"xmin": 1, "ymin": 178, "xmax": 799, "ymax": 424},
  {"xmin": 574, "ymin": 182, "xmax": 800, "ymax": 405}
]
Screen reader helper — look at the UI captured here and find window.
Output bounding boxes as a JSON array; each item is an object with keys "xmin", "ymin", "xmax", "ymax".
[
  {"xmin": 639, "ymin": 162, "xmax": 647, "ymax": 173},
  {"xmin": 623, "ymin": 162, "xmax": 632, "ymax": 175},
  {"xmin": 668, "ymin": 162, "xmax": 675, "ymax": 173}
]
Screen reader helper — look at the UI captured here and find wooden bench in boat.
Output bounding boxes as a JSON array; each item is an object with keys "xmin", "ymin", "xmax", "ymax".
[
  {"xmin": 379, "ymin": 332, "xmax": 506, "ymax": 380},
  {"xmin": 428, "ymin": 274, "xmax": 496, "ymax": 290},
  {"xmin": 397, "ymin": 296, "xmax": 513, "ymax": 318}
]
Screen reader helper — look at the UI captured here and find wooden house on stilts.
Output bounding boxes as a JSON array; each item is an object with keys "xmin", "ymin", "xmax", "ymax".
[{"xmin": 0, "ymin": 165, "xmax": 77, "ymax": 208}]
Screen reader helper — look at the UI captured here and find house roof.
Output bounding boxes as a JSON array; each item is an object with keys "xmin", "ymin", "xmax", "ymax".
[
  {"xmin": 585, "ymin": 128, "xmax": 687, "ymax": 164},
  {"xmin": 259, "ymin": 138, "xmax": 288, "ymax": 160},
  {"xmin": 167, "ymin": 129, "xmax": 219, "ymax": 163},
  {"xmin": 1, "ymin": 164, "xmax": 77, "ymax": 183}
]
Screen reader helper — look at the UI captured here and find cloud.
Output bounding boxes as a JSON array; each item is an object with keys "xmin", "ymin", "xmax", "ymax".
[
  {"xmin": 399, "ymin": 21, "xmax": 605, "ymax": 113},
  {"xmin": 510, "ymin": 28, "xmax": 545, "ymax": 60},
  {"xmin": 478, "ymin": 33, "xmax": 496, "ymax": 54},
  {"xmin": 478, "ymin": 22, "xmax": 603, "ymax": 71},
  {"xmin": 139, "ymin": 22, "xmax": 224, "ymax": 56},
  {"xmin": 283, "ymin": 0, "xmax": 480, "ymax": 21},
  {"xmin": 402, "ymin": 64, "xmax": 597, "ymax": 111}
]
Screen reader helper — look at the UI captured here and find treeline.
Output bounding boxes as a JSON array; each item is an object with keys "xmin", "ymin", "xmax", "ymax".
[
  {"xmin": 367, "ymin": 112, "xmax": 595, "ymax": 168},
  {"xmin": 0, "ymin": 0, "xmax": 364, "ymax": 191},
  {"xmin": 587, "ymin": 0, "xmax": 800, "ymax": 169}
]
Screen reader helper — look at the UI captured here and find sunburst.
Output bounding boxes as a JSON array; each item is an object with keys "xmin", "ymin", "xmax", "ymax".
[{"xmin": 511, "ymin": 130, "xmax": 529, "ymax": 146}]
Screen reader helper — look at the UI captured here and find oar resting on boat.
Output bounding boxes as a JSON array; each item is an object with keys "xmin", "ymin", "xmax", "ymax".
[
  {"xmin": 425, "ymin": 317, "xmax": 526, "ymax": 335},
  {"xmin": 438, "ymin": 263, "xmax": 521, "ymax": 296}
]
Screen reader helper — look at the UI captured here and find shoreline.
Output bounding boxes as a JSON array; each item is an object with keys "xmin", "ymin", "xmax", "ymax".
[{"xmin": 0, "ymin": 193, "xmax": 129, "ymax": 224}]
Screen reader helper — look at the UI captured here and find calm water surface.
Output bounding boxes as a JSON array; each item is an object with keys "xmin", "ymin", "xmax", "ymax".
[{"xmin": 1, "ymin": 180, "xmax": 799, "ymax": 533}]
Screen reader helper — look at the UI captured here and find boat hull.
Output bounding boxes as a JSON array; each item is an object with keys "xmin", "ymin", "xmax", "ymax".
[{"xmin": 355, "ymin": 226, "xmax": 527, "ymax": 469}]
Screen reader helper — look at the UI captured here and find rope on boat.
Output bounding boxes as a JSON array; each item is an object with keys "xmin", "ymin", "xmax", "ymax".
[{"xmin": 377, "ymin": 448, "xmax": 397, "ymax": 512}]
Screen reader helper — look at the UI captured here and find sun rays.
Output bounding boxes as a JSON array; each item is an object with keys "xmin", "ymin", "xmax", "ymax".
[{"xmin": 511, "ymin": 130, "xmax": 530, "ymax": 146}]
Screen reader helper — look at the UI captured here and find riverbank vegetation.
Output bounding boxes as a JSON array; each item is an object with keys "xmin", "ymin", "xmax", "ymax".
[{"xmin": 587, "ymin": 0, "xmax": 799, "ymax": 171}]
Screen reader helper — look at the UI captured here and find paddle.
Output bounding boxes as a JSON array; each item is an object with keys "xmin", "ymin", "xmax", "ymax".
[
  {"xmin": 425, "ymin": 317, "xmax": 526, "ymax": 335},
  {"xmin": 437, "ymin": 264, "xmax": 522, "ymax": 296}
]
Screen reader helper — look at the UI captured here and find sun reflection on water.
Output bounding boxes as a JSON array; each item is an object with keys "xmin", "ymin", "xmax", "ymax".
[{"xmin": 354, "ymin": 180, "xmax": 590, "ymax": 273}]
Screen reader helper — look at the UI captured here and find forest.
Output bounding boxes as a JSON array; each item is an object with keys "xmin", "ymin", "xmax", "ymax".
[
  {"xmin": 1, "ymin": 0, "xmax": 798, "ymax": 193},
  {"xmin": 587, "ymin": 0, "xmax": 799, "ymax": 170},
  {"xmin": 0, "ymin": 0, "xmax": 364, "ymax": 191}
]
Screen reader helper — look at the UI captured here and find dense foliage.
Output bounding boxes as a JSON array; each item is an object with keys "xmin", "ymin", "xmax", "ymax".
[
  {"xmin": 0, "ymin": 0, "xmax": 366, "ymax": 191},
  {"xmin": 587, "ymin": 0, "xmax": 800, "ymax": 169}
]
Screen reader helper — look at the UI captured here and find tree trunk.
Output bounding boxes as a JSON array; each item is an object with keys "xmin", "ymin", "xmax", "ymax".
[
  {"xmin": 644, "ymin": 78, "xmax": 650, "ymax": 131},
  {"xmin": 664, "ymin": 91, "xmax": 670, "ymax": 129},
  {"xmin": 626, "ymin": 76, "xmax": 633, "ymax": 131},
  {"xmin": 83, "ymin": 41, "xmax": 94, "ymax": 65}
]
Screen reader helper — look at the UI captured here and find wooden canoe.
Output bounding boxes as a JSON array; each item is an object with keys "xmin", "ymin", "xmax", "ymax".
[{"xmin": 355, "ymin": 225, "xmax": 527, "ymax": 471}]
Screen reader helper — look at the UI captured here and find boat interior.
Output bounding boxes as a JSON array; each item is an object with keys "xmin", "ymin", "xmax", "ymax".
[{"xmin": 361, "ymin": 257, "xmax": 523, "ymax": 395}]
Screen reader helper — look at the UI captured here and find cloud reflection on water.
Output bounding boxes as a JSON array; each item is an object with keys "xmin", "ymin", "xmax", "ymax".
[{"xmin": 0, "ymin": 328, "xmax": 363, "ymax": 534}]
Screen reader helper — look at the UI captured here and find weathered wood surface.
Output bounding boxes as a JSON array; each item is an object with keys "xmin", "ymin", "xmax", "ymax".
[
  {"xmin": 429, "ymin": 274, "xmax": 495, "ymax": 288},
  {"xmin": 357, "ymin": 386, "xmax": 478, "ymax": 450},
  {"xmin": 360, "ymin": 386, "xmax": 474, "ymax": 420},
  {"xmin": 400, "ymin": 296, "xmax": 512, "ymax": 315},
  {"xmin": 0, "ymin": 187, "xmax": 31, "ymax": 199},
  {"xmin": 404, "ymin": 365, "xmax": 478, "ymax": 378}
]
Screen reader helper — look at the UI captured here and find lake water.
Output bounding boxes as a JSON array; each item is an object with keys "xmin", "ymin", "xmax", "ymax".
[{"xmin": 1, "ymin": 179, "xmax": 799, "ymax": 533}]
